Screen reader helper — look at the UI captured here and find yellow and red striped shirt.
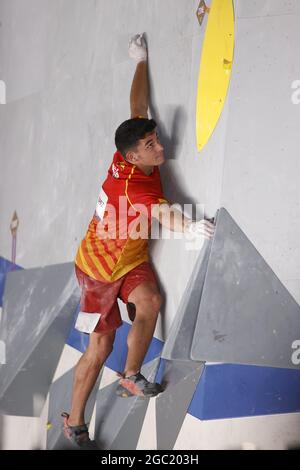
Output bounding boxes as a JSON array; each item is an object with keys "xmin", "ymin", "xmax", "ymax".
[{"xmin": 75, "ymin": 151, "xmax": 168, "ymax": 282}]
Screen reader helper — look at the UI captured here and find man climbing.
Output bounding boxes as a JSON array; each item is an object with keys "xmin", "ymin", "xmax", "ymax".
[{"xmin": 62, "ymin": 33, "xmax": 215, "ymax": 446}]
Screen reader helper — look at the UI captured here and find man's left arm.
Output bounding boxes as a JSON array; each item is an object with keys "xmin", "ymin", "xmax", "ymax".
[
  {"xmin": 129, "ymin": 34, "xmax": 149, "ymax": 118},
  {"xmin": 151, "ymin": 203, "xmax": 215, "ymax": 239}
]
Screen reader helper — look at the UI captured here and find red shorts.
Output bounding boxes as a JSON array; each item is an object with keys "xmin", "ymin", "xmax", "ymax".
[{"xmin": 74, "ymin": 262, "xmax": 158, "ymax": 334}]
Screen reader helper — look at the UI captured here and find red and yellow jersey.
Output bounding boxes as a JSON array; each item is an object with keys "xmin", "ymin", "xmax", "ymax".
[{"xmin": 75, "ymin": 151, "xmax": 168, "ymax": 282}]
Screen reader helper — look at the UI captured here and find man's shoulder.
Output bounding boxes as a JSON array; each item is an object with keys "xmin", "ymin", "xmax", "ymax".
[{"xmin": 107, "ymin": 151, "xmax": 134, "ymax": 180}]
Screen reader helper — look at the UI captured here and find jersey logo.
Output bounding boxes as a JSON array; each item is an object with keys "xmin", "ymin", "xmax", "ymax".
[
  {"xmin": 96, "ymin": 188, "xmax": 108, "ymax": 220},
  {"xmin": 112, "ymin": 163, "xmax": 119, "ymax": 179}
]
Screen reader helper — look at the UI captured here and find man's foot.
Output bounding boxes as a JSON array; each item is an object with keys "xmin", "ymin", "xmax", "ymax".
[
  {"xmin": 61, "ymin": 412, "xmax": 91, "ymax": 447},
  {"xmin": 116, "ymin": 372, "xmax": 163, "ymax": 398}
]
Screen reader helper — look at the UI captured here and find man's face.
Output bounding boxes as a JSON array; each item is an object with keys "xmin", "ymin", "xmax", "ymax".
[{"xmin": 127, "ymin": 129, "xmax": 165, "ymax": 167}]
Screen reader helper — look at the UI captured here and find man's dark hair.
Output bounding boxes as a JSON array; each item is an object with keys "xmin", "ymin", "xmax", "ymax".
[{"xmin": 115, "ymin": 117, "xmax": 157, "ymax": 158}]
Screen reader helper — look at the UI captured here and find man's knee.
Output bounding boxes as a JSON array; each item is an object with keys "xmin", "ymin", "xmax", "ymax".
[
  {"xmin": 150, "ymin": 292, "xmax": 163, "ymax": 312},
  {"xmin": 135, "ymin": 291, "xmax": 162, "ymax": 314},
  {"xmin": 128, "ymin": 281, "xmax": 163, "ymax": 319},
  {"xmin": 88, "ymin": 330, "xmax": 115, "ymax": 360}
]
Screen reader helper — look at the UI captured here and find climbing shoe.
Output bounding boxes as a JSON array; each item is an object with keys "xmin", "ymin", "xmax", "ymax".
[
  {"xmin": 116, "ymin": 372, "xmax": 163, "ymax": 398},
  {"xmin": 61, "ymin": 412, "xmax": 91, "ymax": 448}
]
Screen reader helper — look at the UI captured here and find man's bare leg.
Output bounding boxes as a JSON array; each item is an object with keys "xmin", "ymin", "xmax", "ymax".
[
  {"xmin": 68, "ymin": 330, "xmax": 115, "ymax": 426},
  {"xmin": 124, "ymin": 282, "xmax": 162, "ymax": 377}
]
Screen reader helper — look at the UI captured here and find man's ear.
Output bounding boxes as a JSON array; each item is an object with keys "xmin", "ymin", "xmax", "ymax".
[{"xmin": 126, "ymin": 150, "xmax": 138, "ymax": 163}]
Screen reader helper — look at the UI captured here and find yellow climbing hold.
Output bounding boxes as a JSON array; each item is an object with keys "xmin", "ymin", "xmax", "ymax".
[{"xmin": 196, "ymin": 0, "xmax": 235, "ymax": 152}]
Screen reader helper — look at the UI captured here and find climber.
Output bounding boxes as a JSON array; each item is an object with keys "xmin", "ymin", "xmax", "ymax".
[{"xmin": 62, "ymin": 33, "xmax": 214, "ymax": 446}]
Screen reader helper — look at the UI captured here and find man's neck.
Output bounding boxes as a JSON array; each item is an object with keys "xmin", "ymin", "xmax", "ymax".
[{"xmin": 135, "ymin": 163, "xmax": 154, "ymax": 176}]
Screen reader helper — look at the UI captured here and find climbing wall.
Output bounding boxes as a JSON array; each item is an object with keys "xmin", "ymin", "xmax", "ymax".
[{"xmin": 1, "ymin": 0, "xmax": 300, "ymax": 450}]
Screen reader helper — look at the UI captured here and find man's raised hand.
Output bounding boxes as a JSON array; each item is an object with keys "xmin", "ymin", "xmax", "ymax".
[{"xmin": 129, "ymin": 33, "xmax": 147, "ymax": 63}]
